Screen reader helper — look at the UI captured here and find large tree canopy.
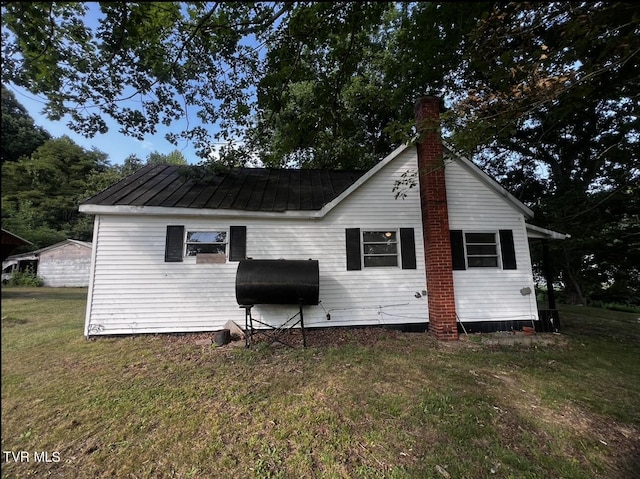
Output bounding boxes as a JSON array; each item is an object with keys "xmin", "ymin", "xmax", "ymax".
[
  {"xmin": 452, "ymin": 2, "xmax": 640, "ymax": 304},
  {"xmin": 2, "ymin": 2, "xmax": 638, "ymax": 304},
  {"xmin": 2, "ymin": 3, "xmax": 636, "ymax": 167},
  {"xmin": 2, "ymin": 2, "xmax": 293, "ymax": 158},
  {"xmin": 1, "ymin": 2, "xmax": 490, "ymax": 164},
  {"xmin": 1, "ymin": 84, "xmax": 50, "ymax": 163},
  {"xmin": 252, "ymin": 2, "xmax": 490, "ymax": 168}
]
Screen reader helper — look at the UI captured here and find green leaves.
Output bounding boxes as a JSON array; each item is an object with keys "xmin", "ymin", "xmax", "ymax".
[
  {"xmin": 1, "ymin": 2, "xmax": 267, "ymax": 148},
  {"xmin": 1, "ymin": 85, "xmax": 51, "ymax": 163},
  {"xmin": 1, "ymin": 133, "xmax": 110, "ymax": 245}
]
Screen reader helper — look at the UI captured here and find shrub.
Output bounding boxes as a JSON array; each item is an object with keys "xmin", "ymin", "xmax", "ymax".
[
  {"xmin": 589, "ymin": 300, "xmax": 640, "ymax": 314},
  {"xmin": 7, "ymin": 267, "xmax": 44, "ymax": 287}
]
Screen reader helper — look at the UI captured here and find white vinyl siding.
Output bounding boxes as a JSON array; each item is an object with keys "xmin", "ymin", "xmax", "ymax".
[
  {"xmin": 84, "ymin": 148, "xmax": 429, "ymax": 335},
  {"xmin": 445, "ymin": 154, "xmax": 538, "ymax": 323}
]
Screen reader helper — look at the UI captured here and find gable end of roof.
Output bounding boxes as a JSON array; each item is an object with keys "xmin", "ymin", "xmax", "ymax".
[{"xmin": 443, "ymin": 142, "xmax": 534, "ymax": 219}]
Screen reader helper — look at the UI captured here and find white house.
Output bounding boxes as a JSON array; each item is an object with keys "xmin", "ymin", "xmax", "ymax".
[
  {"xmin": 2, "ymin": 239, "xmax": 92, "ymax": 287},
  {"xmin": 79, "ymin": 97, "xmax": 565, "ymax": 340}
]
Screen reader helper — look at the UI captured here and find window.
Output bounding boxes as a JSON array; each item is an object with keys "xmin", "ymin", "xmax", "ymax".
[
  {"xmin": 451, "ymin": 230, "xmax": 517, "ymax": 270},
  {"xmin": 362, "ymin": 230, "xmax": 398, "ymax": 267},
  {"xmin": 165, "ymin": 226, "xmax": 246, "ymax": 263},
  {"xmin": 346, "ymin": 228, "xmax": 415, "ymax": 270},
  {"xmin": 185, "ymin": 231, "xmax": 227, "ymax": 256},
  {"xmin": 464, "ymin": 232, "xmax": 498, "ymax": 267}
]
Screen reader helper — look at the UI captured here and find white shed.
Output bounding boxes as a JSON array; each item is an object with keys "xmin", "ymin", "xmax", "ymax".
[{"xmin": 2, "ymin": 239, "xmax": 92, "ymax": 287}]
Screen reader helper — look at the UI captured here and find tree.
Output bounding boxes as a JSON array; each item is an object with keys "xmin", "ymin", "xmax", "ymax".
[
  {"xmin": 450, "ymin": 3, "xmax": 640, "ymax": 152},
  {"xmin": 449, "ymin": 2, "xmax": 640, "ymax": 304},
  {"xmin": 1, "ymin": 2, "xmax": 291, "ymax": 157},
  {"xmin": 252, "ymin": 2, "xmax": 490, "ymax": 169},
  {"xmin": 122, "ymin": 154, "xmax": 144, "ymax": 175},
  {"xmin": 0, "ymin": 2, "xmax": 489, "ymax": 168},
  {"xmin": 1, "ymin": 84, "xmax": 50, "ymax": 162},
  {"xmin": 146, "ymin": 149, "xmax": 187, "ymax": 165},
  {"xmin": 251, "ymin": 2, "xmax": 397, "ymax": 169},
  {"xmin": 2, "ymin": 136, "xmax": 110, "ymax": 244}
]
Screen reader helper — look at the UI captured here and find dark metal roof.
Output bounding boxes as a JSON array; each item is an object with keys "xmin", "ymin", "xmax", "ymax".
[{"xmin": 82, "ymin": 164, "xmax": 367, "ymax": 212}]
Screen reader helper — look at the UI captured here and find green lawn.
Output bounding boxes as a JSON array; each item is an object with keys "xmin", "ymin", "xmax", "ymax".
[{"xmin": 2, "ymin": 287, "xmax": 639, "ymax": 478}]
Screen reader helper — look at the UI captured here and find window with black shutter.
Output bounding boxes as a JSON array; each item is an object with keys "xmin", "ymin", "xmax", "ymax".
[
  {"xmin": 465, "ymin": 232, "xmax": 499, "ymax": 267},
  {"xmin": 449, "ymin": 229, "xmax": 518, "ymax": 270},
  {"xmin": 362, "ymin": 230, "xmax": 399, "ymax": 267},
  {"xmin": 185, "ymin": 231, "xmax": 227, "ymax": 256},
  {"xmin": 346, "ymin": 227, "xmax": 417, "ymax": 270},
  {"xmin": 164, "ymin": 225, "xmax": 247, "ymax": 263}
]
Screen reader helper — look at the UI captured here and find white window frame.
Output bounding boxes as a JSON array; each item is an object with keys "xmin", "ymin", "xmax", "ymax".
[
  {"xmin": 463, "ymin": 231, "xmax": 500, "ymax": 268},
  {"xmin": 362, "ymin": 229, "xmax": 400, "ymax": 268},
  {"xmin": 184, "ymin": 230, "xmax": 228, "ymax": 259}
]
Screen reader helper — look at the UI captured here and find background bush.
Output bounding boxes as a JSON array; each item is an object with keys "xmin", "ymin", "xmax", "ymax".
[{"xmin": 6, "ymin": 267, "xmax": 43, "ymax": 287}]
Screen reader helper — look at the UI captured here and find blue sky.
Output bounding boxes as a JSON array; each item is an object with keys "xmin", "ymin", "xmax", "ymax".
[{"xmin": 8, "ymin": 83, "xmax": 205, "ymax": 165}]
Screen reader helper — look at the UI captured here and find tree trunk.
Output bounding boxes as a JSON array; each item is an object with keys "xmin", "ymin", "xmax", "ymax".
[{"xmin": 562, "ymin": 248, "xmax": 586, "ymax": 305}]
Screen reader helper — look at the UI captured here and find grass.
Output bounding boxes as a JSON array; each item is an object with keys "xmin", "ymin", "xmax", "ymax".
[
  {"xmin": 2, "ymin": 287, "xmax": 639, "ymax": 479},
  {"xmin": 588, "ymin": 301, "xmax": 640, "ymax": 314}
]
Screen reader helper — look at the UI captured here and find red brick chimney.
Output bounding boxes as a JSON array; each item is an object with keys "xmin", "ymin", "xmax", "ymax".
[{"xmin": 415, "ymin": 97, "xmax": 459, "ymax": 341}]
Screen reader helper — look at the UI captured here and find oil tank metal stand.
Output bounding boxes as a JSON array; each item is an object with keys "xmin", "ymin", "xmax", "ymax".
[
  {"xmin": 236, "ymin": 259, "xmax": 319, "ymax": 349},
  {"xmin": 240, "ymin": 303, "xmax": 307, "ymax": 348}
]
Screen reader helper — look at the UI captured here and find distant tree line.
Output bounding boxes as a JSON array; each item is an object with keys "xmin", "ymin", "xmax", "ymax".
[{"xmin": 1, "ymin": 84, "xmax": 186, "ymax": 250}]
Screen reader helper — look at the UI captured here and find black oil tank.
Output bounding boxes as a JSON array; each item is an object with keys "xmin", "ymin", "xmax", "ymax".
[{"xmin": 235, "ymin": 259, "xmax": 319, "ymax": 305}]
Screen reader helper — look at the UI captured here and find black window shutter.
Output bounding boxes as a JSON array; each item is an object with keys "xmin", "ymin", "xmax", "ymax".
[
  {"xmin": 499, "ymin": 230, "xmax": 517, "ymax": 269},
  {"xmin": 450, "ymin": 230, "xmax": 466, "ymax": 270},
  {"xmin": 400, "ymin": 228, "xmax": 417, "ymax": 269},
  {"xmin": 165, "ymin": 225, "xmax": 184, "ymax": 262},
  {"xmin": 345, "ymin": 228, "xmax": 361, "ymax": 270},
  {"xmin": 229, "ymin": 226, "xmax": 247, "ymax": 262}
]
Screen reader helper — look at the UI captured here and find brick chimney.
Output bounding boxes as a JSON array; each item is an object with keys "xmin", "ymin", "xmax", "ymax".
[{"xmin": 414, "ymin": 97, "xmax": 459, "ymax": 341}]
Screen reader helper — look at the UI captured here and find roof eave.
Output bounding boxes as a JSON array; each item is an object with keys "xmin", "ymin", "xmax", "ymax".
[
  {"xmin": 1, "ymin": 228, "xmax": 33, "ymax": 245},
  {"xmin": 79, "ymin": 203, "xmax": 325, "ymax": 219},
  {"xmin": 526, "ymin": 223, "xmax": 571, "ymax": 240},
  {"xmin": 3, "ymin": 239, "xmax": 92, "ymax": 260}
]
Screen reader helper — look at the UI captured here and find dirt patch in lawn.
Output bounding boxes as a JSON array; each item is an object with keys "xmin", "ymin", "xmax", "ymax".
[
  {"xmin": 124, "ymin": 325, "xmax": 416, "ymax": 348},
  {"xmin": 102, "ymin": 325, "xmax": 569, "ymax": 351}
]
